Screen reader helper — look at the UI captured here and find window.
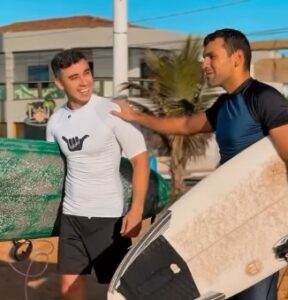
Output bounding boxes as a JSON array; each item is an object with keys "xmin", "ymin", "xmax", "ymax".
[
  {"xmin": 28, "ymin": 65, "xmax": 49, "ymax": 88},
  {"xmin": 140, "ymin": 60, "xmax": 152, "ymax": 79},
  {"xmin": 88, "ymin": 62, "xmax": 94, "ymax": 77}
]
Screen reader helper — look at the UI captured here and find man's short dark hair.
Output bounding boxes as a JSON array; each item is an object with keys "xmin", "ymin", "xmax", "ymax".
[
  {"xmin": 203, "ymin": 28, "xmax": 251, "ymax": 70},
  {"xmin": 51, "ymin": 49, "xmax": 87, "ymax": 77}
]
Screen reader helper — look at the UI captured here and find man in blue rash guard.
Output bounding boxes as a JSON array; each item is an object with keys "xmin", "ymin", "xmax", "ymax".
[{"xmin": 112, "ymin": 28, "xmax": 288, "ymax": 300}]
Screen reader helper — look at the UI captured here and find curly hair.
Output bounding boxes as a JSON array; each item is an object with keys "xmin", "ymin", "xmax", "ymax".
[{"xmin": 51, "ymin": 49, "xmax": 87, "ymax": 77}]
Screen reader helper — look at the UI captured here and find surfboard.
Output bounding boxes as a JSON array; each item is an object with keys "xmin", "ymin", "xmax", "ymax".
[
  {"xmin": 108, "ymin": 136, "xmax": 288, "ymax": 300},
  {"xmin": 0, "ymin": 138, "xmax": 170, "ymax": 241}
]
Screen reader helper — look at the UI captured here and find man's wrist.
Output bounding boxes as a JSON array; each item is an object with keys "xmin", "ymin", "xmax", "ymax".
[{"xmin": 129, "ymin": 203, "xmax": 144, "ymax": 216}]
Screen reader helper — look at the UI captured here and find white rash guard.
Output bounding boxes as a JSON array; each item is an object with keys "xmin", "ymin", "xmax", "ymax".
[{"xmin": 46, "ymin": 95, "xmax": 147, "ymax": 218}]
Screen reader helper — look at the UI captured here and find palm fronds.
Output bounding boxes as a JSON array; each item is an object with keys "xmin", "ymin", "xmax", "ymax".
[{"xmin": 122, "ymin": 37, "xmax": 215, "ymax": 197}]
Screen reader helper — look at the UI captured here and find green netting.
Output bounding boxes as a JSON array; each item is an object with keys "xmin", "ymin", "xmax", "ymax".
[{"xmin": 0, "ymin": 138, "xmax": 171, "ymax": 241}]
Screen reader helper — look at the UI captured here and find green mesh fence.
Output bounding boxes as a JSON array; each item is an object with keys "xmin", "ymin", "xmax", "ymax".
[{"xmin": 0, "ymin": 138, "xmax": 171, "ymax": 241}]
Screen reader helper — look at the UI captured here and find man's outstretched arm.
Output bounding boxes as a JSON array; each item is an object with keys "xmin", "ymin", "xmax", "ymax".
[{"xmin": 112, "ymin": 100, "xmax": 214, "ymax": 136}]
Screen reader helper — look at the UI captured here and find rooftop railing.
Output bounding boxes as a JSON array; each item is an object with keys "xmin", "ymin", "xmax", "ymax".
[{"xmin": 9, "ymin": 78, "xmax": 154, "ymax": 101}]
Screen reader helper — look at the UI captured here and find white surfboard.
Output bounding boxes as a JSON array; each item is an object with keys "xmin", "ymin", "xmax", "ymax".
[{"xmin": 108, "ymin": 137, "xmax": 288, "ymax": 300}]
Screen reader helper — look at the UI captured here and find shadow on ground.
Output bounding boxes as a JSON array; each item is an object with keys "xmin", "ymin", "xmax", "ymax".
[
  {"xmin": 0, "ymin": 260, "xmax": 108, "ymax": 300},
  {"xmin": 0, "ymin": 239, "xmax": 108, "ymax": 300}
]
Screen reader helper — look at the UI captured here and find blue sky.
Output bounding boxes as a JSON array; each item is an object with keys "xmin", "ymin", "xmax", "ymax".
[{"xmin": 0, "ymin": 0, "xmax": 287, "ymax": 41}]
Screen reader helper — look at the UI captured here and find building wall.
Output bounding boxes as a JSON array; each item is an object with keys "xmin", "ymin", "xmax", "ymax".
[
  {"xmin": 0, "ymin": 27, "xmax": 187, "ymax": 53},
  {"xmin": 0, "ymin": 54, "xmax": 5, "ymax": 82},
  {"xmin": 0, "ymin": 26, "xmax": 188, "ymax": 137},
  {"xmin": 254, "ymin": 58, "xmax": 288, "ymax": 83},
  {"xmin": 1, "ymin": 25, "xmax": 286, "ymax": 137},
  {"xmin": 251, "ymin": 50, "xmax": 282, "ymax": 64}
]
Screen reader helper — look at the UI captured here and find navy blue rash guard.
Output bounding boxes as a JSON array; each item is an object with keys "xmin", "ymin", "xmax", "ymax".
[{"xmin": 206, "ymin": 78, "xmax": 288, "ymax": 165}]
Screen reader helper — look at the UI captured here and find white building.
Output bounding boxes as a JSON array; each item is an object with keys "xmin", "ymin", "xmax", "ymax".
[
  {"xmin": 0, "ymin": 15, "xmax": 287, "ymax": 140},
  {"xmin": 0, "ymin": 15, "xmax": 190, "ymax": 137}
]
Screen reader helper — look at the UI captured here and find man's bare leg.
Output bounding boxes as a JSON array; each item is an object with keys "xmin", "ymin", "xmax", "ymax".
[{"xmin": 61, "ymin": 274, "xmax": 86, "ymax": 300}]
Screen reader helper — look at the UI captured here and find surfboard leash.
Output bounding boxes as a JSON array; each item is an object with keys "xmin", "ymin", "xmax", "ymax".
[
  {"xmin": 11, "ymin": 239, "xmax": 33, "ymax": 262},
  {"xmin": 7, "ymin": 239, "xmax": 54, "ymax": 300}
]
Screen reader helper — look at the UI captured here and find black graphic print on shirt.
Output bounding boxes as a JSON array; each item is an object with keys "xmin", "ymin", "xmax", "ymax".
[{"xmin": 62, "ymin": 135, "xmax": 89, "ymax": 152}]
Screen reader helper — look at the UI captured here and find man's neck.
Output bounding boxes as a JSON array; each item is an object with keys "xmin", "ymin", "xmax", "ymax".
[
  {"xmin": 223, "ymin": 73, "xmax": 251, "ymax": 94},
  {"xmin": 67, "ymin": 96, "xmax": 92, "ymax": 110}
]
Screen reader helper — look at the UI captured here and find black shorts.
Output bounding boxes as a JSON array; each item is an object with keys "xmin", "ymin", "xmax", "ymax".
[{"xmin": 58, "ymin": 214, "xmax": 132, "ymax": 283}]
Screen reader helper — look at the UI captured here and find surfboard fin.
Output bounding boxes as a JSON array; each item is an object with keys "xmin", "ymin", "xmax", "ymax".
[{"xmin": 195, "ymin": 292, "xmax": 226, "ymax": 300}]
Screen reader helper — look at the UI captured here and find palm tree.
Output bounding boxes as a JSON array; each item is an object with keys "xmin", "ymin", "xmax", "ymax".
[{"xmin": 123, "ymin": 37, "xmax": 214, "ymax": 199}]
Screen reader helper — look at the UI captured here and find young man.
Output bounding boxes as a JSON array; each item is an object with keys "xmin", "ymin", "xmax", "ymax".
[
  {"xmin": 112, "ymin": 29, "xmax": 288, "ymax": 300},
  {"xmin": 46, "ymin": 49, "xmax": 149, "ymax": 300}
]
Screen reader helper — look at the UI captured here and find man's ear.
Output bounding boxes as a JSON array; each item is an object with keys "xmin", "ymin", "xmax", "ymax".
[
  {"xmin": 54, "ymin": 77, "xmax": 64, "ymax": 91},
  {"xmin": 234, "ymin": 49, "xmax": 244, "ymax": 68}
]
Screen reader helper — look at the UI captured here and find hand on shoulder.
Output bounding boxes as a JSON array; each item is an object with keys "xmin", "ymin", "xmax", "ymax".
[{"xmin": 111, "ymin": 99, "xmax": 140, "ymax": 121}]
